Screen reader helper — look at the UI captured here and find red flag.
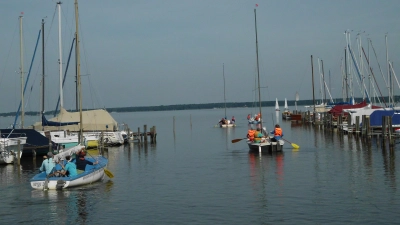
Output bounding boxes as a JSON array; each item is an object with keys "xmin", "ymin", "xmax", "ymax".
[
  {"xmin": 255, "ymin": 4, "xmax": 258, "ymax": 7},
  {"xmin": 21, "ymin": 12, "xmax": 24, "ymax": 15}
]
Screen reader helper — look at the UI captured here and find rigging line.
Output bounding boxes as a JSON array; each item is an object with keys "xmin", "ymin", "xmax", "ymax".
[
  {"xmin": 362, "ymin": 47, "xmax": 387, "ymax": 107},
  {"xmin": 369, "ymin": 39, "xmax": 388, "ymax": 89}
]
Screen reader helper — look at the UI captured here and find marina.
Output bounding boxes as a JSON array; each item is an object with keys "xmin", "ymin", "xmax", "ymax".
[{"xmin": 1, "ymin": 108, "xmax": 400, "ymax": 224}]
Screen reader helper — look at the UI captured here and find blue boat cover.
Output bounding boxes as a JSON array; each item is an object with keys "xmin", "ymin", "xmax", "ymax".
[{"xmin": 369, "ymin": 110, "xmax": 400, "ymax": 127}]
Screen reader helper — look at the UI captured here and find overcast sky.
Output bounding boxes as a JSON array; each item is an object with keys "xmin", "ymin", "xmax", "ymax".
[{"xmin": 0, "ymin": 0, "xmax": 399, "ymax": 114}]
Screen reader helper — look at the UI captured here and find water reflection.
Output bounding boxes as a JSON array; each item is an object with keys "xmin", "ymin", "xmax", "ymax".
[{"xmin": 248, "ymin": 151, "xmax": 285, "ymax": 199}]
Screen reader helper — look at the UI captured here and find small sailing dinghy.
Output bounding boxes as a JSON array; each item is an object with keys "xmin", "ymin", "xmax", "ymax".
[
  {"xmin": 30, "ymin": 144, "xmax": 109, "ymax": 190},
  {"xmin": 275, "ymin": 98, "xmax": 280, "ymax": 111},
  {"xmin": 282, "ymin": 98, "xmax": 291, "ymax": 119}
]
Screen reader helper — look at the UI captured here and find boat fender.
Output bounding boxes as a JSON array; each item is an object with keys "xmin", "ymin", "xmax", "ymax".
[{"xmin": 56, "ymin": 179, "xmax": 66, "ymax": 190}]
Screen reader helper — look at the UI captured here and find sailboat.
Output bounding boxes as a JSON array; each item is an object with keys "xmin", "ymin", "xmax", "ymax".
[
  {"xmin": 282, "ymin": 98, "xmax": 291, "ymax": 119},
  {"xmin": 246, "ymin": 8, "xmax": 284, "ymax": 152},
  {"xmin": 218, "ymin": 63, "xmax": 235, "ymax": 128},
  {"xmin": 275, "ymin": 98, "xmax": 280, "ymax": 111},
  {"xmin": 30, "ymin": 0, "xmax": 110, "ymax": 190}
]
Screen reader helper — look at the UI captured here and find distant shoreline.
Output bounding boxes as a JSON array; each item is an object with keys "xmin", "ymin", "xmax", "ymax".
[{"xmin": 0, "ymin": 97, "xmax": 374, "ymax": 117}]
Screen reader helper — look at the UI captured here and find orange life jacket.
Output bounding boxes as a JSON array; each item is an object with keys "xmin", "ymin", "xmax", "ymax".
[
  {"xmin": 247, "ymin": 130, "xmax": 255, "ymax": 140},
  {"xmin": 274, "ymin": 127, "xmax": 282, "ymax": 136}
]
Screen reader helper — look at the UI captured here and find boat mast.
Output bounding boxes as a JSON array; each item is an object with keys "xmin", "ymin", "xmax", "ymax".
[
  {"xmin": 223, "ymin": 63, "xmax": 226, "ymax": 119},
  {"xmin": 75, "ymin": 0, "xmax": 83, "ymax": 144},
  {"xmin": 254, "ymin": 8, "xmax": 262, "ymax": 128},
  {"xmin": 41, "ymin": 19, "xmax": 45, "ymax": 130},
  {"xmin": 57, "ymin": 2, "xmax": 64, "ymax": 109},
  {"xmin": 19, "ymin": 14, "xmax": 24, "ymax": 128},
  {"xmin": 311, "ymin": 55, "xmax": 316, "ymax": 112}
]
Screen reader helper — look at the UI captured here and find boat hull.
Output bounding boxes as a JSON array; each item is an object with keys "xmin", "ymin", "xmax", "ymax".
[
  {"xmin": 30, "ymin": 155, "xmax": 108, "ymax": 190},
  {"xmin": 220, "ymin": 124, "xmax": 236, "ymax": 128},
  {"xmin": 247, "ymin": 140, "xmax": 284, "ymax": 152}
]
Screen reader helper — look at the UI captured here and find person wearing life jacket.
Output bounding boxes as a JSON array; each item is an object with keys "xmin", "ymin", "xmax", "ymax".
[
  {"xmin": 231, "ymin": 116, "xmax": 235, "ymax": 124},
  {"xmin": 270, "ymin": 124, "xmax": 283, "ymax": 142},
  {"xmin": 253, "ymin": 127, "xmax": 265, "ymax": 143},
  {"xmin": 247, "ymin": 129, "xmax": 256, "ymax": 142}
]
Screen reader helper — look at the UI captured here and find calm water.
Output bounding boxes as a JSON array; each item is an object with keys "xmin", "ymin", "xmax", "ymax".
[{"xmin": 1, "ymin": 107, "xmax": 400, "ymax": 224}]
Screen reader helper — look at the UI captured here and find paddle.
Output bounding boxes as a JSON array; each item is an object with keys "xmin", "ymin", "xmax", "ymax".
[
  {"xmin": 231, "ymin": 138, "xmax": 247, "ymax": 143},
  {"xmin": 85, "ymin": 151, "xmax": 114, "ymax": 178},
  {"xmin": 271, "ymin": 113, "xmax": 299, "ymax": 149},
  {"xmin": 282, "ymin": 137, "xmax": 300, "ymax": 149}
]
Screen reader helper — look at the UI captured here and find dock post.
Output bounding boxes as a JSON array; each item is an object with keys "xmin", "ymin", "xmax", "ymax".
[
  {"xmin": 17, "ymin": 139, "xmax": 21, "ymax": 165},
  {"xmin": 365, "ymin": 115, "xmax": 370, "ymax": 137},
  {"xmin": 173, "ymin": 116, "xmax": 176, "ymax": 137},
  {"xmin": 144, "ymin": 125, "xmax": 148, "ymax": 143},
  {"xmin": 355, "ymin": 116, "xmax": 360, "ymax": 134},
  {"xmin": 361, "ymin": 115, "xmax": 366, "ymax": 136},
  {"xmin": 338, "ymin": 115, "xmax": 343, "ymax": 132},
  {"xmin": 152, "ymin": 126, "xmax": 157, "ymax": 143},
  {"xmin": 137, "ymin": 127, "xmax": 141, "ymax": 143},
  {"xmin": 382, "ymin": 116, "xmax": 387, "ymax": 147},
  {"xmin": 388, "ymin": 116, "xmax": 394, "ymax": 147}
]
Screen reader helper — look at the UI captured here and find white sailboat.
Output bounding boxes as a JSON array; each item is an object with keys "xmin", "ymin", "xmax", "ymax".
[
  {"xmin": 282, "ymin": 98, "xmax": 291, "ymax": 119},
  {"xmin": 219, "ymin": 63, "xmax": 235, "ymax": 128},
  {"xmin": 246, "ymin": 8, "xmax": 284, "ymax": 152},
  {"xmin": 275, "ymin": 98, "xmax": 280, "ymax": 111}
]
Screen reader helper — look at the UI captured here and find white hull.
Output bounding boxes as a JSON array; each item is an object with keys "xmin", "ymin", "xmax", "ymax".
[
  {"xmin": 31, "ymin": 169, "xmax": 105, "ymax": 190},
  {"xmin": 220, "ymin": 124, "xmax": 236, "ymax": 128}
]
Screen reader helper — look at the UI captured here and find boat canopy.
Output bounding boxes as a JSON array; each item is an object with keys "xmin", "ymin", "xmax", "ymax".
[
  {"xmin": 328, "ymin": 100, "xmax": 381, "ymax": 117},
  {"xmin": 30, "ymin": 107, "xmax": 118, "ymax": 131},
  {"xmin": 42, "ymin": 114, "xmax": 79, "ymax": 126},
  {"xmin": 369, "ymin": 110, "xmax": 400, "ymax": 127}
]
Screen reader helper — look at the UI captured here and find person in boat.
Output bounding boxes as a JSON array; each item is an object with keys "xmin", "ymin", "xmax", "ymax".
[
  {"xmin": 254, "ymin": 127, "xmax": 266, "ymax": 143},
  {"xmin": 59, "ymin": 155, "xmax": 77, "ymax": 177},
  {"xmin": 76, "ymin": 149, "xmax": 98, "ymax": 174},
  {"xmin": 247, "ymin": 114, "xmax": 251, "ymax": 120},
  {"xmin": 270, "ymin": 124, "xmax": 283, "ymax": 142},
  {"xmin": 48, "ymin": 158, "xmax": 65, "ymax": 177},
  {"xmin": 247, "ymin": 129, "xmax": 256, "ymax": 142},
  {"xmin": 39, "ymin": 152, "xmax": 55, "ymax": 175},
  {"xmin": 231, "ymin": 116, "xmax": 235, "ymax": 124},
  {"xmin": 219, "ymin": 117, "xmax": 226, "ymax": 125}
]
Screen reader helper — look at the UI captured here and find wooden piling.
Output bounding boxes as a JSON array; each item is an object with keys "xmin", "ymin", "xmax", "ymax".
[
  {"xmin": 388, "ymin": 116, "xmax": 394, "ymax": 147},
  {"xmin": 382, "ymin": 116, "xmax": 387, "ymax": 147},
  {"xmin": 173, "ymin": 116, "xmax": 176, "ymax": 135},
  {"xmin": 365, "ymin": 115, "xmax": 370, "ymax": 137},
  {"xmin": 144, "ymin": 125, "xmax": 148, "ymax": 143},
  {"xmin": 17, "ymin": 139, "xmax": 21, "ymax": 165},
  {"xmin": 355, "ymin": 116, "xmax": 360, "ymax": 133}
]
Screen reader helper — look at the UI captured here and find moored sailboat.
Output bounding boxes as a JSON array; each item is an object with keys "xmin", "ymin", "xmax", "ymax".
[{"xmin": 282, "ymin": 98, "xmax": 291, "ymax": 119}]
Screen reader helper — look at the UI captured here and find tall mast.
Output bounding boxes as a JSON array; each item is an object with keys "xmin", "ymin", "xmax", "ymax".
[
  {"xmin": 19, "ymin": 15, "xmax": 24, "ymax": 128},
  {"xmin": 254, "ymin": 8, "xmax": 262, "ymax": 128},
  {"xmin": 344, "ymin": 47, "xmax": 348, "ymax": 102},
  {"xmin": 75, "ymin": 0, "xmax": 83, "ymax": 144},
  {"xmin": 321, "ymin": 59, "xmax": 326, "ymax": 104},
  {"xmin": 223, "ymin": 63, "xmax": 226, "ymax": 118},
  {"xmin": 41, "ymin": 19, "xmax": 45, "ymax": 130},
  {"xmin": 57, "ymin": 2, "xmax": 64, "ymax": 109},
  {"xmin": 311, "ymin": 55, "xmax": 315, "ymax": 112}
]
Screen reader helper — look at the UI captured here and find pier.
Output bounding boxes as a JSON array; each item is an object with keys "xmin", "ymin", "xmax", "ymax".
[{"xmin": 287, "ymin": 110, "xmax": 400, "ymax": 148}]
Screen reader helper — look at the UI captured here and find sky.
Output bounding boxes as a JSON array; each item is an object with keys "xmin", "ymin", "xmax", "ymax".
[{"xmin": 0, "ymin": 0, "xmax": 399, "ymax": 114}]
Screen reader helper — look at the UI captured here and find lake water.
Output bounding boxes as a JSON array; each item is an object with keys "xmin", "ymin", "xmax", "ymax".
[{"xmin": 1, "ymin": 107, "xmax": 399, "ymax": 224}]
